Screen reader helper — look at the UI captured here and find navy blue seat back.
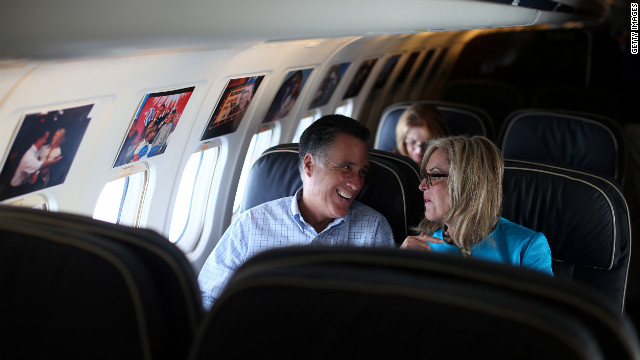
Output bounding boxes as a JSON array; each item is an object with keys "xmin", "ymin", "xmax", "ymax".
[
  {"xmin": 499, "ymin": 109, "xmax": 626, "ymax": 184},
  {"xmin": 502, "ymin": 160, "xmax": 631, "ymax": 313},
  {"xmin": 531, "ymin": 86, "xmax": 623, "ymax": 122},
  {"xmin": 0, "ymin": 205, "xmax": 203, "ymax": 360},
  {"xmin": 374, "ymin": 100, "xmax": 494, "ymax": 152},
  {"xmin": 190, "ymin": 246, "xmax": 640, "ymax": 360},
  {"xmin": 241, "ymin": 143, "xmax": 422, "ymax": 246},
  {"xmin": 1, "ymin": 216, "xmax": 161, "ymax": 359}
]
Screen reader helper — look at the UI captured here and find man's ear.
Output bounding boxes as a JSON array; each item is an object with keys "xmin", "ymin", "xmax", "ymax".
[{"xmin": 303, "ymin": 153, "xmax": 314, "ymax": 177}]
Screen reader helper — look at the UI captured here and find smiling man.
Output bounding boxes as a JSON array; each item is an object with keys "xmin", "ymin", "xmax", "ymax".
[{"xmin": 198, "ymin": 115, "xmax": 394, "ymax": 309}]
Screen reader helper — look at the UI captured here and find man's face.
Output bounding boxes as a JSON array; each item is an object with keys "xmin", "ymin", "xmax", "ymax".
[{"xmin": 302, "ymin": 133, "xmax": 369, "ymax": 224}]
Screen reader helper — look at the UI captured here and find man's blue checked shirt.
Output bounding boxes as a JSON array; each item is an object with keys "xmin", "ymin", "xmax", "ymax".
[{"xmin": 198, "ymin": 188, "xmax": 394, "ymax": 309}]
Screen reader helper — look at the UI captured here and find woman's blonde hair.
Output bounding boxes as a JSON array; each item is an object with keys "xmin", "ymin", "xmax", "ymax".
[
  {"xmin": 417, "ymin": 135, "xmax": 503, "ymax": 250},
  {"xmin": 395, "ymin": 103, "xmax": 448, "ymax": 157}
]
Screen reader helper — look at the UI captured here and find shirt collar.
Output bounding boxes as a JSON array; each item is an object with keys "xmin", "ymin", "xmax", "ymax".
[{"xmin": 290, "ymin": 187, "xmax": 347, "ymax": 235}]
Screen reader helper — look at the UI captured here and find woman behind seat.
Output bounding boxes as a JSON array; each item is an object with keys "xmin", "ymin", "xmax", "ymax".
[
  {"xmin": 395, "ymin": 103, "xmax": 448, "ymax": 165},
  {"xmin": 400, "ymin": 135, "xmax": 554, "ymax": 276}
]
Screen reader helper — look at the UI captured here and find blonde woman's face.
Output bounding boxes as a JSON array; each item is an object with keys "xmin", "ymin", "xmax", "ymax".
[
  {"xmin": 404, "ymin": 127, "xmax": 430, "ymax": 165},
  {"xmin": 419, "ymin": 148, "xmax": 450, "ymax": 222}
]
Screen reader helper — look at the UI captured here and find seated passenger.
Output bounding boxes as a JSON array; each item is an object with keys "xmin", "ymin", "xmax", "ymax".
[
  {"xmin": 400, "ymin": 135, "xmax": 553, "ymax": 276},
  {"xmin": 395, "ymin": 103, "xmax": 448, "ymax": 165},
  {"xmin": 198, "ymin": 115, "xmax": 395, "ymax": 309}
]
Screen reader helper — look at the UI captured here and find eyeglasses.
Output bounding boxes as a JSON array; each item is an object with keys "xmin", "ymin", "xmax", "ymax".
[
  {"xmin": 405, "ymin": 139, "xmax": 430, "ymax": 150},
  {"xmin": 420, "ymin": 172, "xmax": 449, "ymax": 186}
]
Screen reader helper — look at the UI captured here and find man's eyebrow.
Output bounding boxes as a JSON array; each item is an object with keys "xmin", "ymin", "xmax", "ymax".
[{"xmin": 335, "ymin": 160, "xmax": 369, "ymax": 170}]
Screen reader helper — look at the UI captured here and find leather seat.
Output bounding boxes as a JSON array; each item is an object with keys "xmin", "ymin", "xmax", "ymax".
[
  {"xmin": 190, "ymin": 246, "xmax": 640, "ymax": 360},
  {"xmin": 499, "ymin": 109, "xmax": 626, "ymax": 184},
  {"xmin": 502, "ymin": 159, "xmax": 631, "ymax": 313},
  {"xmin": 374, "ymin": 100, "xmax": 494, "ymax": 152},
  {"xmin": 0, "ymin": 205, "xmax": 204, "ymax": 360}
]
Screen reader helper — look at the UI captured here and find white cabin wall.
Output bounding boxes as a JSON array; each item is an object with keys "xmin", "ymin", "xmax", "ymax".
[
  {"xmin": 0, "ymin": 48, "xmax": 244, "ymax": 216},
  {"xmin": 0, "ymin": 29, "xmax": 482, "ymax": 271}
]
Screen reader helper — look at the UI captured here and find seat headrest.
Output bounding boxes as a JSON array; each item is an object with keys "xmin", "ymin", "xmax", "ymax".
[
  {"xmin": 500, "ymin": 110, "xmax": 625, "ymax": 183},
  {"xmin": 374, "ymin": 100, "xmax": 494, "ymax": 151}
]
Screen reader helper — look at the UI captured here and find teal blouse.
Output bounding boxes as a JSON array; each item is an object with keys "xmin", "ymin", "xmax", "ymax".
[{"xmin": 430, "ymin": 217, "xmax": 554, "ymax": 276}]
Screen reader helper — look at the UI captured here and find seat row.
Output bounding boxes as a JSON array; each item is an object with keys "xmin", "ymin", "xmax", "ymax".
[
  {"xmin": 0, "ymin": 145, "xmax": 635, "ymax": 359},
  {"xmin": 245, "ymin": 145, "xmax": 632, "ymax": 313},
  {"xmin": 375, "ymin": 100, "xmax": 626, "ymax": 184}
]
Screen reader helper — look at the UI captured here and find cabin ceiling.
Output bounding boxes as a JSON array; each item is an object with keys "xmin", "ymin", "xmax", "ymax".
[{"xmin": 1, "ymin": 0, "xmax": 609, "ymax": 60}]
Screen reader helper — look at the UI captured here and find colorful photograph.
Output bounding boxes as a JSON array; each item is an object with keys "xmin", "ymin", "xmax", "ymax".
[
  {"xmin": 263, "ymin": 69, "xmax": 313, "ymax": 124},
  {"xmin": 342, "ymin": 58, "xmax": 378, "ymax": 100},
  {"xmin": 0, "ymin": 103, "xmax": 94, "ymax": 201},
  {"xmin": 308, "ymin": 62, "xmax": 350, "ymax": 109},
  {"xmin": 373, "ymin": 54, "xmax": 401, "ymax": 90},
  {"xmin": 114, "ymin": 86, "xmax": 195, "ymax": 167},
  {"xmin": 201, "ymin": 76, "xmax": 264, "ymax": 140}
]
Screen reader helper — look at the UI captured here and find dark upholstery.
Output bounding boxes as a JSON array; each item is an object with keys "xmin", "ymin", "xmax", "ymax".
[
  {"xmin": 374, "ymin": 100, "xmax": 494, "ymax": 152},
  {"xmin": 0, "ymin": 205, "xmax": 203, "ymax": 360},
  {"xmin": 241, "ymin": 143, "xmax": 423, "ymax": 246},
  {"xmin": 190, "ymin": 246, "xmax": 640, "ymax": 360},
  {"xmin": 499, "ymin": 109, "xmax": 626, "ymax": 184},
  {"xmin": 441, "ymin": 79, "xmax": 524, "ymax": 131},
  {"xmin": 531, "ymin": 86, "xmax": 623, "ymax": 122},
  {"xmin": 502, "ymin": 160, "xmax": 631, "ymax": 313}
]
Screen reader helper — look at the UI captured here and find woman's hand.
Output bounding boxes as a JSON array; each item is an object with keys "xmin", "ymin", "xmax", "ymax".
[{"xmin": 400, "ymin": 231, "xmax": 444, "ymax": 251}]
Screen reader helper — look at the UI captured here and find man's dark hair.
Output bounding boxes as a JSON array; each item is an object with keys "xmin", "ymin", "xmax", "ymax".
[{"xmin": 298, "ymin": 114, "xmax": 370, "ymax": 173}]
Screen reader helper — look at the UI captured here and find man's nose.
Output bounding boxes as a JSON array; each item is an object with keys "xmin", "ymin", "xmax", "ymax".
[{"xmin": 347, "ymin": 172, "xmax": 364, "ymax": 191}]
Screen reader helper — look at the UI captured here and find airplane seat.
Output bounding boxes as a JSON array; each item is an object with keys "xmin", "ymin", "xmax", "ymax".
[
  {"xmin": 502, "ymin": 159, "xmax": 631, "ymax": 315},
  {"xmin": 498, "ymin": 109, "xmax": 626, "ymax": 184},
  {"xmin": 0, "ymin": 216, "xmax": 162, "ymax": 359},
  {"xmin": 530, "ymin": 86, "xmax": 623, "ymax": 123},
  {"xmin": 189, "ymin": 246, "xmax": 640, "ymax": 360},
  {"xmin": 0, "ymin": 205, "xmax": 204, "ymax": 360},
  {"xmin": 374, "ymin": 100, "xmax": 495, "ymax": 152},
  {"xmin": 240, "ymin": 143, "xmax": 423, "ymax": 246},
  {"xmin": 441, "ymin": 78, "xmax": 524, "ymax": 133}
]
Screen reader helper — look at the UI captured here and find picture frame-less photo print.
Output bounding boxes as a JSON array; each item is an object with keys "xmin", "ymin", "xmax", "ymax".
[
  {"xmin": 342, "ymin": 58, "xmax": 378, "ymax": 100},
  {"xmin": 308, "ymin": 62, "xmax": 350, "ymax": 109},
  {"xmin": 0, "ymin": 103, "xmax": 94, "ymax": 201},
  {"xmin": 201, "ymin": 76, "xmax": 265, "ymax": 141},
  {"xmin": 114, "ymin": 86, "xmax": 195, "ymax": 167},
  {"xmin": 263, "ymin": 69, "xmax": 313, "ymax": 124}
]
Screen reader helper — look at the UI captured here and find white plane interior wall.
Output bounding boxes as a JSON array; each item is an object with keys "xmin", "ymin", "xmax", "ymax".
[
  {"xmin": 0, "ymin": 19, "xmax": 626, "ymax": 272},
  {"xmin": 2, "ymin": 32, "xmax": 470, "ymax": 269}
]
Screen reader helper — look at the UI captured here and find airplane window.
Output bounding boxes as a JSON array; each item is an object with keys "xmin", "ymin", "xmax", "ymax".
[
  {"xmin": 93, "ymin": 169, "xmax": 147, "ymax": 227},
  {"xmin": 169, "ymin": 145, "xmax": 220, "ymax": 246},
  {"xmin": 292, "ymin": 110, "xmax": 321, "ymax": 142},
  {"xmin": 232, "ymin": 124, "xmax": 277, "ymax": 215},
  {"xmin": 334, "ymin": 100, "xmax": 353, "ymax": 118}
]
